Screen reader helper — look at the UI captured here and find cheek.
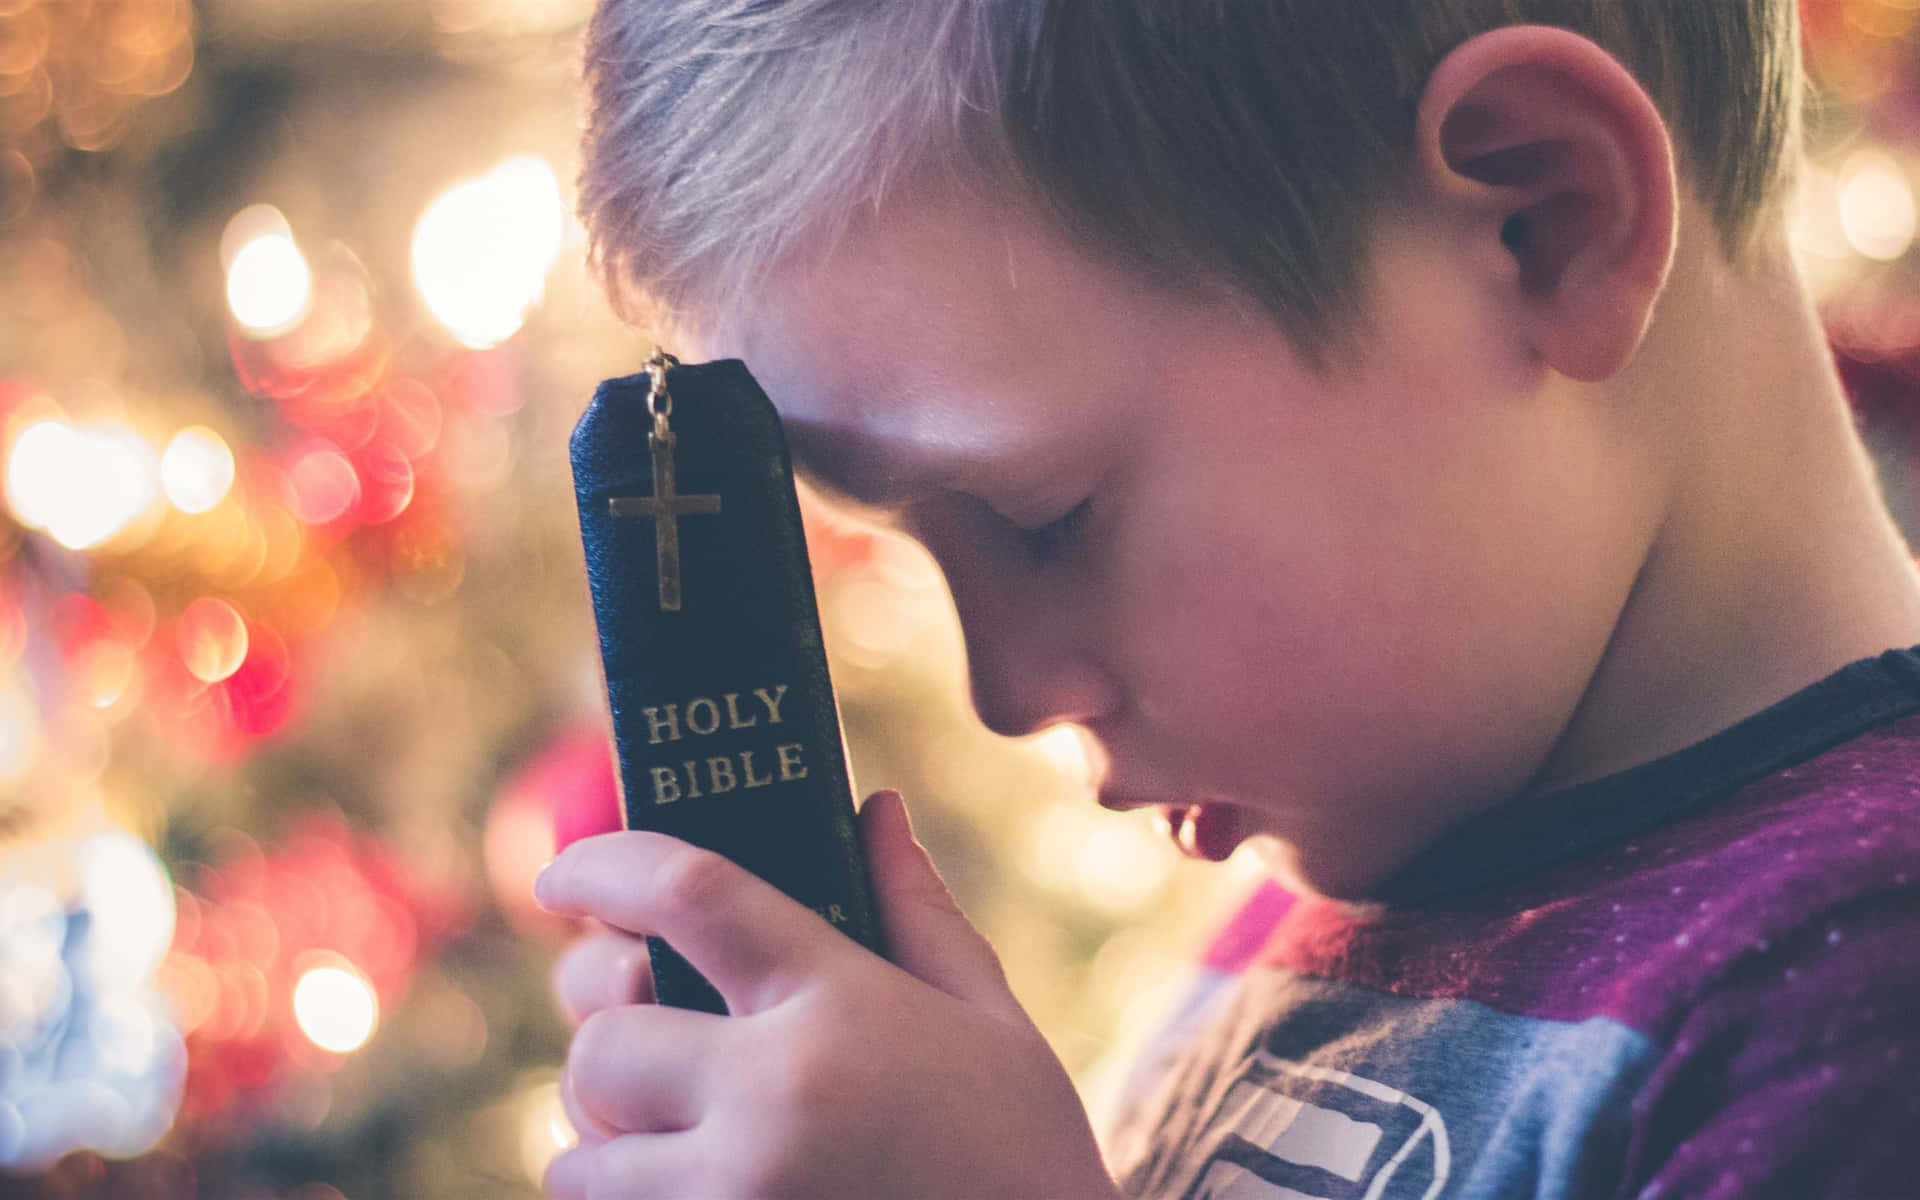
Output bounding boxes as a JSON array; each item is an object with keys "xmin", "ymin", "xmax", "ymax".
[
  {"xmin": 1108, "ymin": 494, "xmax": 1382, "ymax": 795},
  {"xmin": 1106, "ymin": 406, "xmax": 1644, "ymax": 813}
]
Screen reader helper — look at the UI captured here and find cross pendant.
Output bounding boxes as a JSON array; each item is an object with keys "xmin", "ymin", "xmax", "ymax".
[{"xmin": 608, "ymin": 432, "xmax": 723, "ymax": 611}]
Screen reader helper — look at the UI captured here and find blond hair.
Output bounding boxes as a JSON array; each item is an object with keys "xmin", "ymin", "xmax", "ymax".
[{"xmin": 579, "ymin": 0, "xmax": 1801, "ymax": 347}]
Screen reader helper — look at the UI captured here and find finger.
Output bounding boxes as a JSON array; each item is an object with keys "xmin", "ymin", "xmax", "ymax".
[
  {"xmin": 545, "ymin": 1132, "xmax": 711, "ymax": 1200},
  {"xmin": 536, "ymin": 832, "xmax": 845, "ymax": 1013},
  {"xmin": 561, "ymin": 1067, "xmax": 615, "ymax": 1147},
  {"xmin": 545, "ymin": 1144, "xmax": 591, "ymax": 1200},
  {"xmin": 568, "ymin": 1002, "xmax": 726, "ymax": 1134},
  {"xmin": 860, "ymin": 789, "xmax": 1025, "ymax": 1021},
  {"xmin": 554, "ymin": 928, "xmax": 654, "ymax": 1025}
]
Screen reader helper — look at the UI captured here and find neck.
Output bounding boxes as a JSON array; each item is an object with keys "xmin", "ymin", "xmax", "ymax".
[{"xmin": 1526, "ymin": 225, "xmax": 1920, "ymax": 796}]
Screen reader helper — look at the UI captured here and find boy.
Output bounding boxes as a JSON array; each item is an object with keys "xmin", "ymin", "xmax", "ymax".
[{"xmin": 536, "ymin": 2, "xmax": 1920, "ymax": 1196}]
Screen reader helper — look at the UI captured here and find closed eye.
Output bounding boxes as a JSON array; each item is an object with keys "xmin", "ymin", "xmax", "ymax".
[{"xmin": 1015, "ymin": 497, "xmax": 1094, "ymax": 561}]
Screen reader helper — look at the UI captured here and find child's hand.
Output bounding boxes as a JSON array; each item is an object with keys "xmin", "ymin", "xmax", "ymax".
[
  {"xmin": 535, "ymin": 789, "xmax": 1121, "ymax": 1200},
  {"xmin": 549, "ymin": 924, "xmax": 653, "ymax": 1149}
]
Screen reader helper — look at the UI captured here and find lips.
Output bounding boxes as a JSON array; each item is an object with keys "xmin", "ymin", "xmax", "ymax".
[
  {"xmin": 1157, "ymin": 802, "xmax": 1245, "ymax": 862},
  {"xmin": 1083, "ymin": 733, "xmax": 1248, "ymax": 861},
  {"xmin": 1096, "ymin": 789, "xmax": 1156, "ymax": 813}
]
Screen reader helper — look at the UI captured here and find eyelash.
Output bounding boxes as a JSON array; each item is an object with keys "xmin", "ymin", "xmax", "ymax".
[{"xmin": 1014, "ymin": 497, "xmax": 1094, "ymax": 561}]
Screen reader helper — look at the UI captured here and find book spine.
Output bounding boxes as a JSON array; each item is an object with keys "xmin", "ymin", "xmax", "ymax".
[{"xmin": 570, "ymin": 362, "xmax": 882, "ymax": 1013}]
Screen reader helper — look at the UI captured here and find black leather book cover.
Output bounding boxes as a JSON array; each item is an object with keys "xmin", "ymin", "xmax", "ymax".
[{"xmin": 570, "ymin": 359, "xmax": 883, "ymax": 1012}]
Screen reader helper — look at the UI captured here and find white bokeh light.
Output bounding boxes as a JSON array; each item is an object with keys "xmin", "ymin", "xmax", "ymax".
[
  {"xmin": 518, "ymin": 1078, "xmax": 576, "ymax": 1184},
  {"xmin": 75, "ymin": 832, "xmax": 176, "ymax": 990},
  {"xmin": 5, "ymin": 420, "xmax": 161, "ymax": 551},
  {"xmin": 293, "ymin": 962, "xmax": 379, "ymax": 1054},
  {"xmin": 226, "ymin": 232, "xmax": 314, "ymax": 335},
  {"xmin": 1071, "ymin": 820, "xmax": 1177, "ymax": 916},
  {"xmin": 1021, "ymin": 801, "xmax": 1177, "ymax": 918},
  {"xmin": 160, "ymin": 426, "xmax": 236, "ymax": 514},
  {"xmin": 1839, "ymin": 149, "xmax": 1917, "ymax": 263},
  {"xmin": 412, "ymin": 155, "xmax": 565, "ymax": 348}
]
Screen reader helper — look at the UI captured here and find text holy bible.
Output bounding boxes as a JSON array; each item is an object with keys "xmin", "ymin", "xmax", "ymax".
[{"xmin": 570, "ymin": 355, "xmax": 883, "ymax": 1013}]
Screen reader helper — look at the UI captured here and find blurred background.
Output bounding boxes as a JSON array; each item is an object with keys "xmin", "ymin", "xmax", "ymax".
[{"xmin": 0, "ymin": 1, "xmax": 1915, "ymax": 1195}]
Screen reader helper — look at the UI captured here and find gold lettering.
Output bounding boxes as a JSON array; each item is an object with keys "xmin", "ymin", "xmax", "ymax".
[
  {"xmin": 827, "ymin": 904, "xmax": 848, "ymax": 925},
  {"xmin": 723, "ymin": 692, "xmax": 758, "ymax": 730},
  {"xmin": 643, "ymin": 704, "xmax": 681, "ymax": 745},
  {"xmin": 650, "ymin": 765, "xmax": 683, "ymax": 805},
  {"xmin": 777, "ymin": 741, "xmax": 808, "ymax": 782},
  {"xmin": 685, "ymin": 697, "xmax": 722, "ymax": 736},
  {"xmin": 740, "ymin": 750, "xmax": 773, "ymax": 789},
  {"xmin": 707, "ymin": 756, "xmax": 739, "ymax": 794},
  {"xmin": 756, "ymin": 684, "xmax": 790, "ymax": 725},
  {"xmin": 681, "ymin": 761, "xmax": 703, "ymax": 800}
]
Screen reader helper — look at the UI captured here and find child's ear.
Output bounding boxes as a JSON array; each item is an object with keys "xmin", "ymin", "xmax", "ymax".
[{"xmin": 1414, "ymin": 26, "xmax": 1678, "ymax": 382}]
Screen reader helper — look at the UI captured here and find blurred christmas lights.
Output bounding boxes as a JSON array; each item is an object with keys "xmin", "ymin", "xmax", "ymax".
[
  {"xmin": 484, "ymin": 724, "xmax": 621, "ymax": 934},
  {"xmin": 5, "ymin": 419, "xmax": 160, "ymax": 551},
  {"xmin": 0, "ymin": 0, "xmax": 194, "ymax": 179},
  {"xmin": 177, "ymin": 597, "xmax": 249, "ymax": 685},
  {"xmin": 226, "ymin": 231, "xmax": 315, "ymax": 337},
  {"xmin": 158, "ymin": 817, "xmax": 467, "ymax": 1120},
  {"xmin": 284, "ymin": 443, "xmax": 361, "ymax": 527},
  {"xmin": 1021, "ymin": 801, "xmax": 1179, "ymax": 918},
  {"xmin": 291, "ymin": 959, "xmax": 379, "ymax": 1054},
  {"xmin": 0, "ymin": 675, "xmax": 40, "ymax": 786},
  {"xmin": 1838, "ymin": 148, "xmax": 1918, "ymax": 262},
  {"xmin": 0, "ymin": 834, "xmax": 186, "ymax": 1173},
  {"xmin": 518, "ymin": 1077, "xmax": 576, "ymax": 1183},
  {"xmin": 411, "ymin": 156, "xmax": 566, "ymax": 348},
  {"xmin": 75, "ymin": 832, "xmax": 178, "ymax": 988},
  {"xmin": 160, "ymin": 428, "xmax": 236, "ymax": 515}
]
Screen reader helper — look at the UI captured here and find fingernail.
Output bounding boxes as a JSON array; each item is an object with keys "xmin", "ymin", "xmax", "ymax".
[
  {"xmin": 533, "ymin": 861, "xmax": 558, "ymax": 910},
  {"xmin": 871, "ymin": 788, "xmax": 908, "ymax": 828}
]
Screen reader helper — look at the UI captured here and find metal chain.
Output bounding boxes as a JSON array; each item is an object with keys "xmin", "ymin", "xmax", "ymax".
[{"xmin": 643, "ymin": 347, "xmax": 681, "ymax": 443}]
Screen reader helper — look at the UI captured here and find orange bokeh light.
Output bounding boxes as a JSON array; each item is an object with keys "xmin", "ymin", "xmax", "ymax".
[{"xmin": 178, "ymin": 596, "xmax": 250, "ymax": 684}]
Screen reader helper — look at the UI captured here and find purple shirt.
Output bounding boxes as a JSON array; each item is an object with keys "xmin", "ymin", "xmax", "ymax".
[{"xmin": 1108, "ymin": 649, "xmax": 1920, "ymax": 1199}]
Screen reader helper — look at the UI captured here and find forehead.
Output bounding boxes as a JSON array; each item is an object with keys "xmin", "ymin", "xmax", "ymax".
[{"xmin": 689, "ymin": 186, "xmax": 1195, "ymax": 501}]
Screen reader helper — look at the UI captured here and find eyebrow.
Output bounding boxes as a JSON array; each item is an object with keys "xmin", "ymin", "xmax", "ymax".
[{"xmin": 781, "ymin": 421, "xmax": 939, "ymax": 518}]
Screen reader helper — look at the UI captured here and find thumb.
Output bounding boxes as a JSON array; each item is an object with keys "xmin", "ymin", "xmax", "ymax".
[{"xmin": 860, "ymin": 789, "xmax": 1024, "ymax": 1021}]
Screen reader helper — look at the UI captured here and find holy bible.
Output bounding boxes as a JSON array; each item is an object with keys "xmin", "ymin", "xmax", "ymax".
[{"xmin": 570, "ymin": 356, "xmax": 883, "ymax": 1013}]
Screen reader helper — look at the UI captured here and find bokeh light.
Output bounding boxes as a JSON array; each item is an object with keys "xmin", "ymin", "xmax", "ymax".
[
  {"xmin": 411, "ymin": 156, "xmax": 565, "ymax": 348},
  {"xmin": 219, "ymin": 622, "xmax": 295, "ymax": 739},
  {"xmin": 517, "ymin": 1077, "xmax": 575, "ymax": 1184},
  {"xmin": 5, "ymin": 419, "xmax": 161, "ymax": 550},
  {"xmin": 226, "ymin": 224, "xmax": 315, "ymax": 336},
  {"xmin": 292, "ymin": 961, "xmax": 379, "ymax": 1054},
  {"xmin": 354, "ymin": 442, "xmax": 415, "ymax": 524},
  {"xmin": 1021, "ymin": 801, "xmax": 1179, "ymax": 917},
  {"xmin": 0, "ymin": 674, "xmax": 40, "ymax": 786},
  {"xmin": 178, "ymin": 597, "xmax": 250, "ymax": 684},
  {"xmin": 1069, "ymin": 820, "xmax": 1179, "ymax": 916},
  {"xmin": 161, "ymin": 427, "xmax": 236, "ymax": 514},
  {"xmin": 377, "ymin": 379, "xmax": 442, "ymax": 460},
  {"xmin": 285, "ymin": 443, "xmax": 361, "ymax": 526},
  {"xmin": 76, "ymin": 832, "xmax": 177, "ymax": 989},
  {"xmin": 72, "ymin": 638, "xmax": 138, "ymax": 710},
  {"xmin": 1839, "ymin": 149, "xmax": 1917, "ymax": 263}
]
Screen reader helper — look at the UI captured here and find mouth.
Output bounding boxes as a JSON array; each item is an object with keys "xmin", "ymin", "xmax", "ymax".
[
  {"xmin": 1158, "ymin": 801, "xmax": 1249, "ymax": 862},
  {"xmin": 1079, "ymin": 730, "xmax": 1249, "ymax": 862},
  {"xmin": 1099, "ymin": 787, "xmax": 1248, "ymax": 863}
]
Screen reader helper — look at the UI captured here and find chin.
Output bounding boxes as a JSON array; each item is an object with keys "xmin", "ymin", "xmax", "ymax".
[{"xmin": 1250, "ymin": 835, "xmax": 1397, "ymax": 904}]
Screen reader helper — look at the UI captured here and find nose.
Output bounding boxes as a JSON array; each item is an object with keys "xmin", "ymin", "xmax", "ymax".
[{"xmin": 907, "ymin": 500, "xmax": 1122, "ymax": 740}]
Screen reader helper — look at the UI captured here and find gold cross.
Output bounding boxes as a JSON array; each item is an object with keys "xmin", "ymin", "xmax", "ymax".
[{"xmin": 609, "ymin": 433, "xmax": 722, "ymax": 611}]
